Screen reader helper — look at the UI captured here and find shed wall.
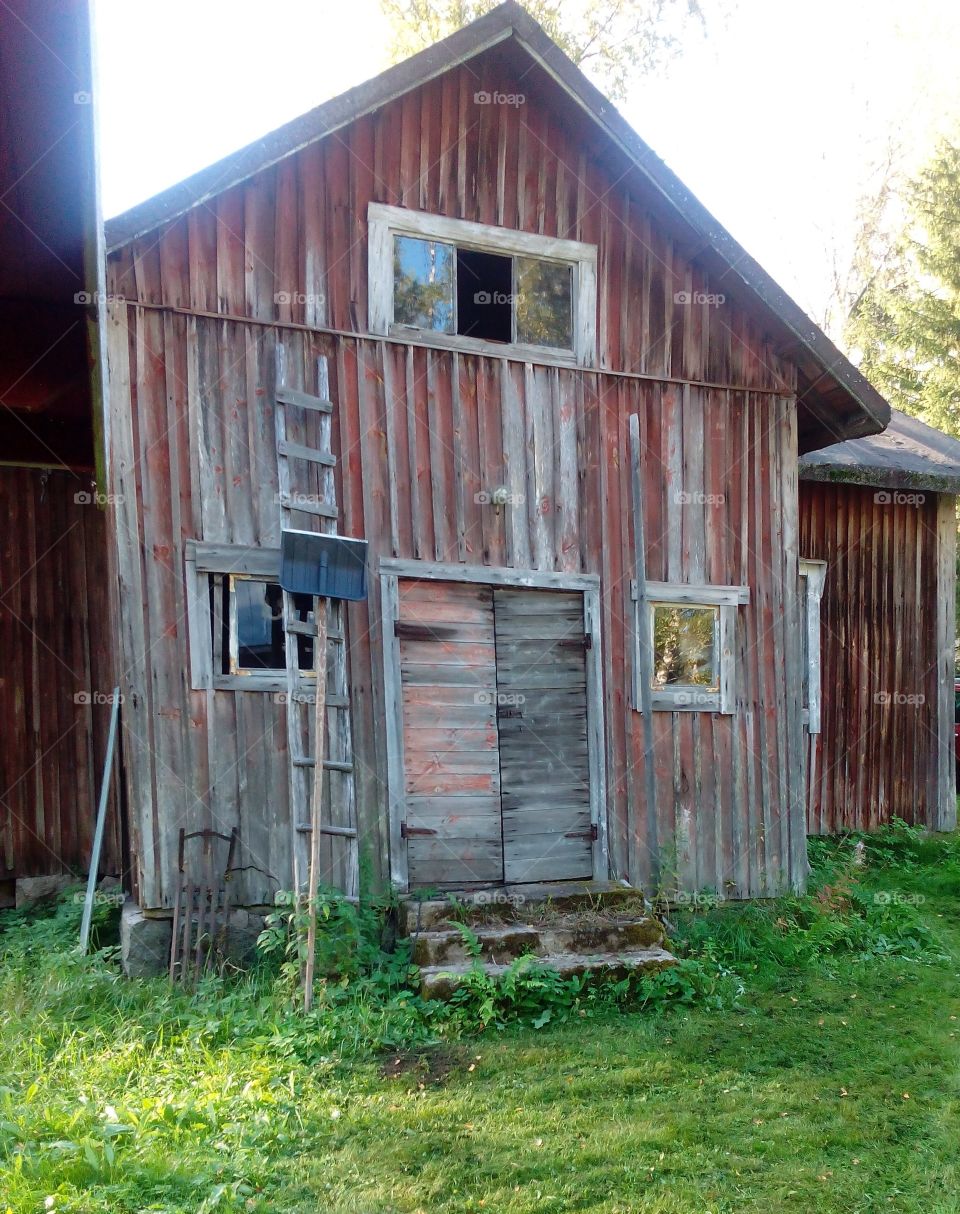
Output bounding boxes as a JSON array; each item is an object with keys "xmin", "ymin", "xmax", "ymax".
[
  {"xmin": 107, "ymin": 308, "xmax": 805, "ymax": 907},
  {"xmin": 0, "ymin": 467, "xmax": 122, "ymax": 887},
  {"xmin": 799, "ymin": 480, "xmax": 956, "ymax": 833}
]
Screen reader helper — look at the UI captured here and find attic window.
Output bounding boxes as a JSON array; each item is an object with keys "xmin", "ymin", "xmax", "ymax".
[{"xmin": 369, "ymin": 203, "xmax": 595, "ymax": 364}]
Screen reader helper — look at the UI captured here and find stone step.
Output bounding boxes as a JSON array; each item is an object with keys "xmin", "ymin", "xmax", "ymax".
[
  {"xmin": 417, "ymin": 946, "xmax": 677, "ymax": 1000},
  {"xmin": 400, "ymin": 881, "xmax": 650, "ymax": 934},
  {"xmin": 410, "ymin": 917, "xmax": 666, "ymax": 967}
]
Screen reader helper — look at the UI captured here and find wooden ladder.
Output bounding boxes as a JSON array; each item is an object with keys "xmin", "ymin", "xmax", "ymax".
[{"xmin": 275, "ymin": 349, "xmax": 359, "ymax": 901}]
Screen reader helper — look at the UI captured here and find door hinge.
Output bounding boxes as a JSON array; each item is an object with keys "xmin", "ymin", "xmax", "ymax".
[
  {"xmin": 496, "ymin": 706, "xmax": 523, "ymax": 719},
  {"xmin": 556, "ymin": 634, "xmax": 592, "ymax": 650},
  {"xmin": 400, "ymin": 822, "xmax": 437, "ymax": 839},
  {"xmin": 394, "ymin": 621, "xmax": 455, "ymax": 641},
  {"xmin": 564, "ymin": 823, "xmax": 599, "ymax": 841}
]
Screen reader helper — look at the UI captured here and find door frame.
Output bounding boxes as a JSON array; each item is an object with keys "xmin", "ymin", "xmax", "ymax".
[{"xmin": 379, "ymin": 559, "xmax": 607, "ymax": 891}]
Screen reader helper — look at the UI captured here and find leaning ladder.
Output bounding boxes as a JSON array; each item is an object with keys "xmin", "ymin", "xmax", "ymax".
[{"xmin": 274, "ymin": 350, "xmax": 359, "ymax": 901}]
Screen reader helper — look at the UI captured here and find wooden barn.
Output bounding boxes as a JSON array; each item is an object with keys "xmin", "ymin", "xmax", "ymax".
[
  {"xmin": 102, "ymin": 1, "xmax": 893, "ymax": 926},
  {"xmin": 799, "ymin": 409, "xmax": 959, "ymax": 835},
  {"xmin": 0, "ymin": 0, "xmax": 123, "ymax": 906}
]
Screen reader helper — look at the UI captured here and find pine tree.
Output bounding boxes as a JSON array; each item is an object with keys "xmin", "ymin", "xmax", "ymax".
[{"xmin": 847, "ymin": 140, "xmax": 960, "ymax": 438}]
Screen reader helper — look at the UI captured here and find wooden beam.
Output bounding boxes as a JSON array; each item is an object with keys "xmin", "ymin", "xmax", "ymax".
[
  {"xmin": 934, "ymin": 495, "xmax": 957, "ymax": 831},
  {"xmin": 378, "ymin": 556, "xmax": 599, "ymax": 591},
  {"xmin": 302, "ymin": 598, "xmax": 328, "ymax": 1014},
  {"xmin": 629, "ymin": 413, "xmax": 660, "ymax": 884}
]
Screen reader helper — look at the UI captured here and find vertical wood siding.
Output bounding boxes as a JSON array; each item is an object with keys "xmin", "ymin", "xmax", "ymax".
[
  {"xmin": 799, "ymin": 481, "xmax": 952, "ymax": 833},
  {"xmin": 0, "ymin": 468, "xmax": 121, "ymax": 884},
  {"xmin": 106, "ymin": 47, "xmax": 806, "ymax": 906}
]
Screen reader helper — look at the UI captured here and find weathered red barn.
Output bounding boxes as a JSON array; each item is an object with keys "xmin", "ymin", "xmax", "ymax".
[
  {"xmin": 102, "ymin": 1, "xmax": 893, "ymax": 933},
  {"xmin": 799, "ymin": 409, "xmax": 959, "ymax": 834},
  {"xmin": 0, "ymin": 0, "xmax": 123, "ymax": 905}
]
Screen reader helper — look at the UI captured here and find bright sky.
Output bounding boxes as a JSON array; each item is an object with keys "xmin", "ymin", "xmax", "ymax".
[{"xmin": 95, "ymin": 0, "xmax": 960, "ymax": 328}]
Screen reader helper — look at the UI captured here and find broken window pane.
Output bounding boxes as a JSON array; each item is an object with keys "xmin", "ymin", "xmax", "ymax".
[
  {"xmin": 515, "ymin": 257, "xmax": 573, "ymax": 349},
  {"xmin": 651, "ymin": 604, "xmax": 718, "ymax": 690},
  {"xmin": 456, "ymin": 247, "xmax": 512, "ymax": 341},
  {"xmin": 231, "ymin": 579, "xmax": 313, "ymax": 672},
  {"xmin": 393, "ymin": 235, "xmax": 455, "ymax": 332}
]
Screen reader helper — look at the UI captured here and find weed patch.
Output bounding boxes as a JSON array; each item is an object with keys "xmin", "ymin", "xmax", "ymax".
[{"xmin": 3, "ymin": 826, "xmax": 960, "ymax": 1211}]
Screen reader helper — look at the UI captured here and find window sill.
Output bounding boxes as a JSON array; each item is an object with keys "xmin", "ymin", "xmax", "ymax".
[
  {"xmin": 385, "ymin": 324, "xmax": 583, "ymax": 368},
  {"xmin": 648, "ymin": 690, "xmax": 724, "ymax": 713},
  {"xmin": 213, "ymin": 673, "xmax": 313, "ymax": 693}
]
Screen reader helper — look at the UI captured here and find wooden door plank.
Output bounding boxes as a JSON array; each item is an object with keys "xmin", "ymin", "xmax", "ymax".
[
  {"xmin": 397, "ymin": 578, "xmax": 504, "ymax": 886},
  {"xmin": 494, "ymin": 587, "xmax": 593, "ymax": 882}
]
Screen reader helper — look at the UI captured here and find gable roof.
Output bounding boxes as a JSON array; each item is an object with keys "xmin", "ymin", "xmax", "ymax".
[
  {"xmin": 104, "ymin": 0, "xmax": 890, "ymax": 451},
  {"xmin": 800, "ymin": 408, "xmax": 960, "ymax": 494}
]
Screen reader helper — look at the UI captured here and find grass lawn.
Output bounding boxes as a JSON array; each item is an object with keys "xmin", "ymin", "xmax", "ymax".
[{"xmin": 3, "ymin": 827, "xmax": 960, "ymax": 1213}]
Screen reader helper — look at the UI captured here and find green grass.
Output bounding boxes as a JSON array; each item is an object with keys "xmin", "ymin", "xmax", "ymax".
[{"xmin": 3, "ymin": 825, "xmax": 960, "ymax": 1213}]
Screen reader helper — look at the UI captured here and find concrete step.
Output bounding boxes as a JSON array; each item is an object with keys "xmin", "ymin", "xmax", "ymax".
[
  {"xmin": 410, "ymin": 917, "xmax": 666, "ymax": 967},
  {"xmin": 417, "ymin": 945, "xmax": 677, "ymax": 1000},
  {"xmin": 400, "ymin": 881, "xmax": 651, "ymax": 934}
]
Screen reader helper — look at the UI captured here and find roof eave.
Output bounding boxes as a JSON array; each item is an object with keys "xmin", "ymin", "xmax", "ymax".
[{"xmin": 798, "ymin": 461, "xmax": 960, "ymax": 495}]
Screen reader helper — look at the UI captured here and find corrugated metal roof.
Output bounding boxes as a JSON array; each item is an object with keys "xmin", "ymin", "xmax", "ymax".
[{"xmin": 800, "ymin": 408, "xmax": 960, "ymax": 493}]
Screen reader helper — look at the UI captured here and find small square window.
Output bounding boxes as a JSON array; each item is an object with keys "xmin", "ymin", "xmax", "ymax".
[
  {"xmin": 633, "ymin": 581, "xmax": 748, "ymax": 714},
  {"xmin": 392, "ymin": 235, "xmax": 455, "ymax": 332},
  {"xmin": 212, "ymin": 576, "xmax": 314, "ymax": 676},
  {"xmin": 651, "ymin": 604, "xmax": 720, "ymax": 692}
]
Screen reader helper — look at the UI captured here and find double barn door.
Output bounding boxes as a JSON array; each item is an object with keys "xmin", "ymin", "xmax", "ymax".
[{"xmin": 394, "ymin": 579, "xmax": 596, "ymax": 888}]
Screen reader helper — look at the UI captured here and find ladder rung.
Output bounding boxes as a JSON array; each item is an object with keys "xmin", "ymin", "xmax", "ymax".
[
  {"xmin": 288, "ymin": 691, "xmax": 349, "ymax": 708},
  {"xmin": 276, "ymin": 387, "xmax": 333, "ymax": 413},
  {"xmin": 279, "ymin": 494, "xmax": 338, "ymax": 520},
  {"xmin": 278, "ymin": 439, "xmax": 337, "ymax": 467},
  {"xmin": 284, "ymin": 618, "xmax": 317, "ymax": 637},
  {"xmin": 292, "ymin": 757, "xmax": 354, "ymax": 772},
  {"xmin": 295, "ymin": 824, "xmax": 358, "ymax": 838},
  {"xmin": 282, "ymin": 620, "xmax": 346, "ymax": 644}
]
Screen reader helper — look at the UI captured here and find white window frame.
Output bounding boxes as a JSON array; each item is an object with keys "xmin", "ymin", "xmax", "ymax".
[
  {"xmin": 631, "ymin": 580, "xmax": 750, "ymax": 714},
  {"xmin": 799, "ymin": 558, "xmax": 827, "ymax": 734},
  {"xmin": 367, "ymin": 202, "xmax": 597, "ymax": 367}
]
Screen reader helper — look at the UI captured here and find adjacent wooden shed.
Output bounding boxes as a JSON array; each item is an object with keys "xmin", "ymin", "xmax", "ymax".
[
  {"xmin": 799, "ymin": 409, "xmax": 959, "ymax": 833},
  {"xmin": 103, "ymin": 2, "xmax": 889, "ymax": 911},
  {"xmin": 0, "ymin": 0, "xmax": 122, "ymax": 900}
]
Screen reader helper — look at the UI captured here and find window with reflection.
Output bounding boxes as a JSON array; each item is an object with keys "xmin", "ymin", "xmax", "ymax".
[
  {"xmin": 651, "ymin": 604, "xmax": 720, "ymax": 691},
  {"xmin": 392, "ymin": 235, "xmax": 455, "ymax": 332},
  {"xmin": 390, "ymin": 236, "xmax": 574, "ymax": 349}
]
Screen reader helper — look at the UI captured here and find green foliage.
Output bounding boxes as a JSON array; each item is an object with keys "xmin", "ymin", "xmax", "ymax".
[
  {"xmin": 3, "ymin": 837, "xmax": 960, "ymax": 1211},
  {"xmin": 442, "ymin": 953, "xmax": 741, "ymax": 1033},
  {"xmin": 846, "ymin": 138, "xmax": 960, "ymax": 438},
  {"xmin": 257, "ymin": 885, "xmax": 404, "ymax": 994},
  {"xmin": 378, "ymin": 0, "xmax": 711, "ymax": 101},
  {"xmin": 674, "ymin": 825, "xmax": 948, "ymax": 974}
]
